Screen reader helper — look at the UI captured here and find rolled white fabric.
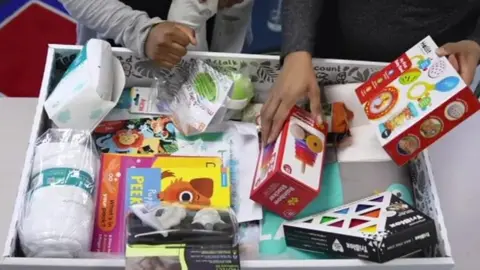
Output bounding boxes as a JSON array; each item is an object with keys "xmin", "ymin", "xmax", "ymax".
[{"xmin": 20, "ymin": 141, "xmax": 99, "ymax": 258}]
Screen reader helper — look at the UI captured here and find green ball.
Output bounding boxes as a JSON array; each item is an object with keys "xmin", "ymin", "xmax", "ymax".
[{"xmin": 230, "ymin": 74, "xmax": 254, "ymax": 101}]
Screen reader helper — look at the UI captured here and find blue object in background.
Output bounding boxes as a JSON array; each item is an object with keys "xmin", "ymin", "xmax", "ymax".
[{"xmin": 244, "ymin": 0, "xmax": 282, "ymax": 54}]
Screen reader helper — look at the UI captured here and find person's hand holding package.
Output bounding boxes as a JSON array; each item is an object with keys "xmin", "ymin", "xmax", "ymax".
[
  {"xmin": 437, "ymin": 40, "xmax": 480, "ymax": 85},
  {"xmin": 260, "ymin": 51, "xmax": 323, "ymax": 145},
  {"xmin": 145, "ymin": 22, "xmax": 197, "ymax": 69}
]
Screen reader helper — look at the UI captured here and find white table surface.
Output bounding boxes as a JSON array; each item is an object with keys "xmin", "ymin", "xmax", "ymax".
[{"xmin": 0, "ymin": 97, "xmax": 477, "ymax": 269}]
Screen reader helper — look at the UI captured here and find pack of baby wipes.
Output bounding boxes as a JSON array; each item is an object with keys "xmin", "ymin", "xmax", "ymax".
[{"xmin": 44, "ymin": 39, "xmax": 125, "ymax": 132}]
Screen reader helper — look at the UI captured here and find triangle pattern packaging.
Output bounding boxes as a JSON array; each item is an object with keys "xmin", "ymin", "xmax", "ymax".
[{"xmin": 283, "ymin": 191, "xmax": 437, "ymax": 263}]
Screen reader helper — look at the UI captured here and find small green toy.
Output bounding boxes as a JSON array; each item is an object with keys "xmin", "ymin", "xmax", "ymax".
[{"xmin": 230, "ymin": 73, "xmax": 254, "ymax": 102}]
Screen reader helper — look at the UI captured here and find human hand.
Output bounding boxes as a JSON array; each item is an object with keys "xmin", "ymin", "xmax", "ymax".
[
  {"xmin": 436, "ymin": 40, "xmax": 480, "ymax": 85},
  {"xmin": 145, "ymin": 22, "xmax": 197, "ymax": 69},
  {"xmin": 260, "ymin": 51, "xmax": 323, "ymax": 145},
  {"xmin": 199, "ymin": 0, "xmax": 244, "ymax": 9}
]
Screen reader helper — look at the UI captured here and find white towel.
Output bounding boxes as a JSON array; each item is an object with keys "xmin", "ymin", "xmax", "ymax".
[{"xmin": 20, "ymin": 141, "xmax": 99, "ymax": 258}]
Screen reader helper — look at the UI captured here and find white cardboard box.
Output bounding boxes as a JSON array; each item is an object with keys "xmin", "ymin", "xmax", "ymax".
[{"xmin": 2, "ymin": 45, "xmax": 454, "ymax": 270}]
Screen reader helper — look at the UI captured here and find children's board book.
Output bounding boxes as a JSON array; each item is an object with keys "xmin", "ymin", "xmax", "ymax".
[
  {"xmin": 92, "ymin": 117, "xmax": 178, "ymax": 154},
  {"xmin": 250, "ymin": 106, "xmax": 328, "ymax": 220},
  {"xmin": 91, "ymin": 154, "xmax": 230, "ymax": 254},
  {"xmin": 283, "ymin": 191, "xmax": 437, "ymax": 263},
  {"xmin": 355, "ymin": 35, "xmax": 480, "ymax": 165}
]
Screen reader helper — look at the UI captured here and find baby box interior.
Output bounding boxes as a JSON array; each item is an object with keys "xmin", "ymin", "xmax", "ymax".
[{"xmin": 2, "ymin": 46, "xmax": 453, "ymax": 270}]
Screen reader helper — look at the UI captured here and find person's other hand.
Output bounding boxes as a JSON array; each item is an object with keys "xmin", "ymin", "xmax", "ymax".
[
  {"xmin": 145, "ymin": 22, "xmax": 197, "ymax": 69},
  {"xmin": 260, "ymin": 51, "xmax": 323, "ymax": 145},
  {"xmin": 436, "ymin": 40, "xmax": 480, "ymax": 85}
]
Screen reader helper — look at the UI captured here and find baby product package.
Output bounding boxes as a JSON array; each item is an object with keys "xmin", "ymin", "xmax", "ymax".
[
  {"xmin": 44, "ymin": 39, "xmax": 126, "ymax": 132},
  {"xmin": 126, "ymin": 203, "xmax": 241, "ymax": 270},
  {"xmin": 156, "ymin": 59, "xmax": 234, "ymax": 136},
  {"xmin": 355, "ymin": 36, "xmax": 480, "ymax": 165},
  {"xmin": 19, "ymin": 129, "xmax": 100, "ymax": 258},
  {"xmin": 250, "ymin": 106, "xmax": 328, "ymax": 220},
  {"xmin": 168, "ymin": 0, "xmax": 218, "ymax": 51}
]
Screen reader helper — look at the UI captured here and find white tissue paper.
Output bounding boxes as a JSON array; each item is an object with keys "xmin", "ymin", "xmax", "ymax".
[
  {"xmin": 44, "ymin": 39, "xmax": 125, "ymax": 132},
  {"xmin": 19, "ymin": 129, "xmax": 100, "ymax": 258},
  {"xmin": 168, "ymin": 0, "xmax": 218, "ymax": 51}
]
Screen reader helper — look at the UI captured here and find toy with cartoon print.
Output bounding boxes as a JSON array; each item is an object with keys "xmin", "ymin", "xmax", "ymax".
[
  {"xmin": 250, "ymin": 106, "xmax": 328, "ymax": 220},
  {"xmin": 356, "ymin": 36, "xmax": 480, "ymax": 165},
  {"xmin": 93, "ymin": 117, "xmax": 178, "ymax": 154},
  {"xmin": 127, "ymin": 203, "xmax": 237, "ymax": 246},
  {"xmin": 378, "ymin": 102, "xmax": 419, "ymax": 139},
  {"xmin": 283, "ymin": 191, "xmax": 437, "ymax": 263}
]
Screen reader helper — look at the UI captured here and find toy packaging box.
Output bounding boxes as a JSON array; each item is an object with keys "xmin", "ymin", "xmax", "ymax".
[
  {"xmin": 283, "ymin": 191, "xmax": 437, "ymax": 263},
  {"xmin": 250, "ymin": 106, "xmax": 328, "ymax": 220},
  {"xmin": 91, "ymin": 154, "xmax": 230, "ymax": 253},
  {"xmin": 355, "ymin": 36, "xmax": 480, "ymax": 165}
]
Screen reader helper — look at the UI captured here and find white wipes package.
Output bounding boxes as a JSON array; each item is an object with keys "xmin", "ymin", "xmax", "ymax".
[
  {"xmin": 168, "ymin": 0, "xmax": 218, "ymax": 51},
  {"xmin": 44, "ymin": 39, "xmax": 126, "ymax": 132}
]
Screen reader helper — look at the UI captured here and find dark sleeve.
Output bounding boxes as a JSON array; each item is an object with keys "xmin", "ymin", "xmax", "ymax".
[
  {"xmin": 281, "ymin": 0, "xmax": 324, "ymax": 61},
  {"xmin": 467, "ymin": 1, "xmax": 480, "ymax": 45}
]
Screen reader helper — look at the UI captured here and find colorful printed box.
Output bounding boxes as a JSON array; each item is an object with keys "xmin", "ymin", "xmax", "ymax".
[
  {"xmin": 250, "ymin": 106, "xmax": 328, "ymax": 220},
  {"xmin": 355, "ymin": 36, "xmax": 480, "ymax": 165},
  {"xmin": 284, "ymin": 192, "xmax": 437, "ymax": 263},
  {"xmin": 91, "ymin": 154, "xmax": 229, "ymax": 254}
]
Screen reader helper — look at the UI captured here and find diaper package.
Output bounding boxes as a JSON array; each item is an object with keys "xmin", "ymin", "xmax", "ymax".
[
  {"xmin": 44, "ymin": 39, "xmax": 126, "ymax": 132},
  {"xmin": 19, "ymin": 129, "xmax": 100, "ymax": 258},
  {"xmin": 168, "ymin": 0, "xmax": 218, "ymax": 51}
]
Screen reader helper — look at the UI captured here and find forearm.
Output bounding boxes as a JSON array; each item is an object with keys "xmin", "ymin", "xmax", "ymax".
[
  {"xmin": 281, "ymin": 0, "xmax": 324, "ymax": 59},
  {"xmin": 59, "ymin": 0, "xmax": 162, "ymax": 57}
]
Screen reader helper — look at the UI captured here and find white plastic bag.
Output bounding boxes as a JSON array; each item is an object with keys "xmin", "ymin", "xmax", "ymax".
[{"xmin": 155, "ymin": 59, "xmax": 234, "ymax": 136}]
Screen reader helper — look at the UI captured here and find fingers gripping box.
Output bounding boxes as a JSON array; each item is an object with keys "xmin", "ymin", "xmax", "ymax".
[
  {"xmin": 355, "ymin": 36, "xmax": 480, "ymax": 165},
  {"xmin": 250, "ymin": 106, "xmax": 328, "ymax": 220}
]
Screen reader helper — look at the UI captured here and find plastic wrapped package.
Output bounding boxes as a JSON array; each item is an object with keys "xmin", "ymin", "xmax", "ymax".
[
  {"xmin": 127, "ymin": 203, "xmax": 239, "ymax": 246},
  {"xmin": 126, "ymin": 203, "xmax": 241, "ymax": 270},
  {"xmin": 155, "ymin": 59, "xmax": 234, "ymax": 136},
  {"xmin": 238, "ymin": 222, "xmax": 261, "ymax": 260},
  {"xmin": 18, "ymin": 129, "xmax": 100, "ymax": 258}
]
